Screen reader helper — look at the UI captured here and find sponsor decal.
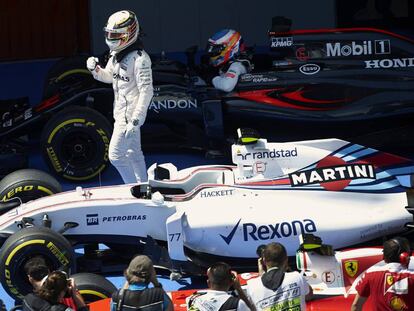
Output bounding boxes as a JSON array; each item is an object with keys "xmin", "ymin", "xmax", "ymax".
[
  {"xmin": 112, "ymin": 73, "xmax": 130, "ymax": 82},
  {"xmin": 236, "ymin": 147, "xmax": 297, "ymax": 161},
  {"xmin": 220, "ymin": 218, "xmax": 317, "ymax": 244},
  {"xmin": 365, "ymin": 57, "xmax": 414, "ymax": 69},
  {"xmin": 254, "ymin": 161, "xmax": 267, "ymax": 173},
  {"xmin": 344, "ymin": 260, "xmax": 359, "ymax": 278},
  {"xmin": 47, "ymin": 242, "xmax": 70, "ymax": 266},
  {"xmin": 296, "ymin": 47, "xmax": 309, "ymax": 61},
  {"xmin": 241, "ymin": 74, "xmax": 278, "ymax": 83},
  {"xmin": 289, "ymin": 156, "xmax": 375, "ymax": 190},
  {"xmin": 326, "ymin": 40, "xmax": 390, "ymax": 57},
  {"xmin": 102, "ymin": 214, "xmax": 146, "ymax": 222},
  {"xmin": 200, "ymin": 189, "xmax": 234, "ymax": 198},
  {"xmin": 271, "ymin": 36, "xmax": 293, "ymax": 48},
  {"xmin": 257, "ymin": 285, "xmax": 301, "ymax": 310},
  {"xmin": 149, "ymin": 99, "xmax": 197, "ymax": 112},
  {"xmin": 46, "ymin": 146, "xmax": 63, "ymax": 173},
  {"xmin": 321, "ymin": 271, "xmax": 336, "ymax": 284},
  {"xmin": 1, "ymin": 185, "xmax": 34, "ymax": 202},
  {"xmin": 272, "ymin": 60, "xmax": 293, "ymax": 67},
  {"xmin": 225, "ymin": 72, "xmax": 236, "ymax": 78},
  {"xmin": 86, "ymin": 214, "xmax": 99, "ymax": 226},
  {"xmin": 299, "ymin": 64, "xmax": 320, "ymax": 75}
]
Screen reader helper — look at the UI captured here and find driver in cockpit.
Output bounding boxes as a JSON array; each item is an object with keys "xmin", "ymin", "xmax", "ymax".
[{"xmin": 205, "ymin": 29, "xmax": 252, "ymax": 92}]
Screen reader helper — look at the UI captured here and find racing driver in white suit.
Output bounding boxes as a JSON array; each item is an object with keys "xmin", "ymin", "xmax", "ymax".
[{"xmin": 86, "ymin": 10, "xmax": 153, "ymax": 183}]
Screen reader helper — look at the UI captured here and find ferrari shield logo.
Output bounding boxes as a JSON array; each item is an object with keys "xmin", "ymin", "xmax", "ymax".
[
  {"xmin": 344, "ymin": 260, "xmax": 359, "ymax": 278},
  {"xmin": 387, "ymin": 274, "xmax": 394, "ymax": 286}
]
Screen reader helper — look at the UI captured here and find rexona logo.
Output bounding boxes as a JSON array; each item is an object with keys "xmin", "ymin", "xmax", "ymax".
[
  {"xmin": 271, "ymin": 37, "xmax": 293, "ymax": 48},
  {"xmin": 220, "ymin": 218, "xmax": 317, "ymax": 244},
  {"xmin": 326, "ymin": 40, "xmax": 390, "ymax": 57},
  {"xmin": 299, "ymin": 64, "xmax": 320, "ymax": 75},
  {"xmin": 237, "ymin": 147, "xmax": 297, "ymax": 161},
  {"xmin": 289, "ymin": 163, "xmax": 375, "ymax": 187},
  {"xmin": 149, "ymin": 99, "xmax": 197, "ymax": 112},
  {"xmin": 365, "ymin": 58, "xmax": 414, "ymax": 69}
]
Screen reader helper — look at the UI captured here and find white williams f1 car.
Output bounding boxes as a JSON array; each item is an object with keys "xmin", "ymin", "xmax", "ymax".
[{"xmin": 0, "ymin": 130, "xmax": 413, "ymax": 300}]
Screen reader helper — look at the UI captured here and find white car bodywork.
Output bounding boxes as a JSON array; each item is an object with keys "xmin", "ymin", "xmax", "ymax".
[{"xmin": 0, "ymin": 137, "xmax": 413, "ymax": 267}]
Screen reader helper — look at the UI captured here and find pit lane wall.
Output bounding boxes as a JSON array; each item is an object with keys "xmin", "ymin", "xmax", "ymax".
[{"xmin": 89, "ymin": 0, "xmax": 336, "ymax": 55}]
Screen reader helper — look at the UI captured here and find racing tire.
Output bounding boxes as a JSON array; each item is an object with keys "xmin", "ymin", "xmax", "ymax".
[
  {"xmin": 72, "ymin": 273, "xmax": 117, "ymax": 303},
  {"xmin": 40, "ymin": 106, "xmax": 112, "ymax": 181},
  {"xmin": 0, "ymin": 169, "xmax": 61, "ymax": 203},
  {"xmin": 0, "ymin": 227, "xmax": 75, "ymax": 301}
]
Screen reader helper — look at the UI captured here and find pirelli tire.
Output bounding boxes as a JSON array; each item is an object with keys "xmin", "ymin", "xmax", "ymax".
[
  {"xmin": 0, "ymin": 169, "xmax": 61, "ymax": 203},
  {"xmin": 72, "ymin": 273, "xmax": 117, "ymax": 303},
  {"xmin": 0, "ymin": 227, "xmax": 75, "ymax": 301},
  {"xmin": 40, "ymin": 106, "xmax": 112, "ymax": 181}
]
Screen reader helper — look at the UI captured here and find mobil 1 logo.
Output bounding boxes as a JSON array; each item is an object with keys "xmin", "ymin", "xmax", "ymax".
[{"xmin": 326, "ymin": 40, "xmax": 391, "ymax": 57}]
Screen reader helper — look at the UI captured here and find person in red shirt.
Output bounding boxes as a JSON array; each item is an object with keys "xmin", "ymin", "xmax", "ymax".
[{"xmin": 351, "ymin": 237, "xmax": 414, "ymax": 311}]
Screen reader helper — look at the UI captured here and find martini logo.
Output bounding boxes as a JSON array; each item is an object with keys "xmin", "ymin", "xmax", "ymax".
[
  {"xmin": 344, "ymin": 260, "xmax": 359, "ymax": 278},
  {"xmin": 289, "ymin": 156, "xmax": 375, "ymax": 190},
  {"xmin": 237, "ymin": 147, "xmax": 297, "ymax": 161},
  {"xmin": 220, "ymin": 218, "xmax": 317, "ymax": 244}
]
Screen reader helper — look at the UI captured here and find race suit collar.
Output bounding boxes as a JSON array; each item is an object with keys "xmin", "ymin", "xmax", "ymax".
[{"xmin": 114, "ymin": 39, "xmax": 143, "ymax": 63}]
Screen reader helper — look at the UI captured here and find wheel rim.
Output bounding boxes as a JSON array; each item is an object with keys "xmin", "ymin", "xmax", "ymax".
[{"xmin": 61, "ymin": 131, "xmax": 98, "ymax": 168}]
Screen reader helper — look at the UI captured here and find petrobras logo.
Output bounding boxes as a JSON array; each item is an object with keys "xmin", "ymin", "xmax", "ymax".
[
  {"xmin": 289, "ymin": 163, "xmax": 375, "ymax": 187},
  {"xmin": 326, "ymin": 40, "xmax": 390, "ymax": 57},
  {"xmin": 149, "ymin": 99, "xmax": 198, "ymax": 113},
  {"xmin": 220, "ymin": 218, "xmax": 317, "ymax": 244},
  {"xmin": 365, "ymin": 57, "xmax": 414, "ymax": 69},
  {"xmin": 86, "ymin": 214, "xmax": 99, "ymax": 226},
  {"xmin": 236, "ymin": 147, "xmax": 297, "ymax": 161},
  {"xmin": 299, "ymin": 64, "xmax": 320, "ymax": 75},
  {"xmin": 271, "ymin": 36, "xmax": 293, "ymax": 48}
]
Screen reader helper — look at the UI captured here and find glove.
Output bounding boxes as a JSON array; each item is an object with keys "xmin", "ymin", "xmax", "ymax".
[
  {"xmin": 125, "ymin": 122, "xmax": 139, "ymax": 140},
  {"xmin": 86, "ymin": 57, "xmax": 99, "ymax": 71}
]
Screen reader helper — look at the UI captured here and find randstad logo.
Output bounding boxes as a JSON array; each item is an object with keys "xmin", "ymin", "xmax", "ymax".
[
  {"xmin": 236, "ymin": 148, "xmax": 297, "ymax": 161},
  {"xmin": 220, "ymin": 219, "xmax": 317, "ymax": 244}
]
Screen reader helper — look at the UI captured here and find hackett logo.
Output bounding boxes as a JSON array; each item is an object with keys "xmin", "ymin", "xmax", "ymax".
[{"xmin": 289, "ymin": 164, "xmax": 375, "ymax": 187}]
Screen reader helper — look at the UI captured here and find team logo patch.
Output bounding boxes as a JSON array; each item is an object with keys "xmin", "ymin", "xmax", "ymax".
[
  {"xmin": 344, "ymin": 260, "xmax": 358, "ymax": 278},
  {"xmin": 387, "ymin": 274, "xmax": 394, "ymax": 286},
  {"xmin": 389, "ymin": 296, "xmax": 406, "ymax": 311}
]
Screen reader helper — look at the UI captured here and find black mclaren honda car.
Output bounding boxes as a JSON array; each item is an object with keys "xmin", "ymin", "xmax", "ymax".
[{"xmin": 1, "ymin": 26, "xmax": 414, "ymax": 181}]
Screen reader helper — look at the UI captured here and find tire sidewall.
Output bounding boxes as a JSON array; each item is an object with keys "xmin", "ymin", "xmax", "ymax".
[
  {"xmin": 72, "ymin": 273, "xmax": 117, "ymax": 303},
  {"xmin": 41, "ymin": 107, "xmax": 112, "ymax": 181},
  {"xmin": 0, "ymin": 227, "xmax": 75, "ymax": 301}
]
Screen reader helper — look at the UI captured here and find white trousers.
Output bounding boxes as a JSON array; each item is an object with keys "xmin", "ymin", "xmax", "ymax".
[{"xmin": 108, "ymin": 121, "xmax": 148, "ymax": 184}]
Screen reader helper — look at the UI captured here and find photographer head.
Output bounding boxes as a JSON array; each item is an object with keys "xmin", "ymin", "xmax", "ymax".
[
  {"xmin": 35, "ymin": 271, "xmax": 70, "ymax": 305},
  {"xmin": 206, "ymin": 262, "xmax": 234, "ymax": 291},
  {"xmin": 125, "ymin": 255, "xmax": 156, "ymax": 285},
  {"xmin": 24, "ymin": 256, "xmax": 50, "ymax": 290},
  {"xmin": 383, "ymin": 237, "xmax": 411, "ymax": 266},
  {"xmin": 261, "ymin": 242, "xmax": 288, "ymax": 271}
]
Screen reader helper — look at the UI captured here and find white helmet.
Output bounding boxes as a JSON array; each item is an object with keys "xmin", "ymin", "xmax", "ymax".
[{"xmin": 104, "ymin": 10, "xmax": 139, "ymax": 52}]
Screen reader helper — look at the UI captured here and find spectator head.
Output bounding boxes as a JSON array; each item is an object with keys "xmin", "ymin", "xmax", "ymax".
[
  {"xmin": 24, "ymin": 256, "xmax": 50, "ymax": 289},
  {"xmin": 125, "ymin": 255, "xmax": 155, "ymax": 285},
  {"xmin": 262, "ymin": 242, "xmax": 288, "ymax": 270},
  {"xmin": 206, "ymin": 262, "xmax": 234, "ymax": 291},
  {"xmin": 383, "ymin": 237, "xmax": 411, "ymax": 264},
  {"xmin": 36, "ymin": 271, "xmax": 70, "ymax": 304}
]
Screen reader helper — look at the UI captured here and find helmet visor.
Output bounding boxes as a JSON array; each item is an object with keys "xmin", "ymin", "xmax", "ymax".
[
  {"xmin": 104, "ymin": 27, "xmax": 127, "ymax": 40},
  {"xmin": 206, "ymin": 43, "xmax": 225, "ymax": 57}
]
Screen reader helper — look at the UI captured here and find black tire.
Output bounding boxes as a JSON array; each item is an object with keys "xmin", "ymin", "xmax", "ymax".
[
  {"xmin": 0, "ymin": 227, "xmax": 75, "ymax": 301},
  {"xmin": 72, "ymin": 273, "xmax": 117, "ymax": 303},
  {"xmin": 40, "ymin": 106, "xmax": 112, "ymax": 181},
  {"xmin": 0, "ymin": 169, "xmax": 61, "ymax": 203},
  {"xmin": 42, "ymin": 55, "xmax": 92, "ymax": 100}
]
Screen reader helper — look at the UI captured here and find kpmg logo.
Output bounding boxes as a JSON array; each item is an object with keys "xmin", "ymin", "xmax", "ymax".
[
  {"xmin": 220, "ymin": 219, "xmax": 317, "ymax": 244},
  {"xmin": 86, "ymin": 214, "xmax": 99, "ymax": 226}
]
